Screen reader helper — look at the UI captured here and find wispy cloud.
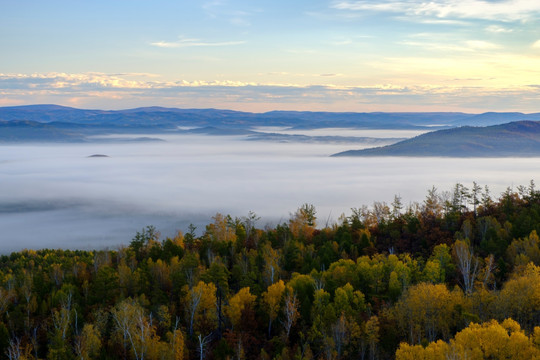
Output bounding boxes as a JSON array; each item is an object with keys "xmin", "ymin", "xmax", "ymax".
[
  {"xmin": 201, "ymin": 0, "xmax": 227, "ymax": 18},
  {"xmin": 230, "ymin": 17, "xmax": 251, "ymax": 27},
  {"xmin": 285, "ymin": 49, "xmax": 318, "ymax": 54},
  {"xmin": 485, "ymin": 25, "xmax": 513, "ymax": 33},
  {"xmin": 401, "ymin": 39, "xmax": 501, "ymax": 52},
  {"xmin": 202, "ymin": 1, "xmax": 253, "ymax": 27},
  {"xmin": 150, "ymin": 37, "xmax": 245, "ymax": 48},
  {"xmin": 331, "ymin": 0, "xmax": 540, "ymax": 22},
  {"xmin": 464, "ymin": 40, "xmax": 501, "ymax": 50},
  {"xmin": 532, "ymin": 40, "xmax": 540, "ymax": 49}
]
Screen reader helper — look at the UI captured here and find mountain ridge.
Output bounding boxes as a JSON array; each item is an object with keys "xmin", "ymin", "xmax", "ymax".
[
  {"xmin": 2, "ymin": 104, "xmax": 540, "ymax": 129},
  {"xmin": 332, "ymin": 121, "xmax": 540, "ymax": 157}
]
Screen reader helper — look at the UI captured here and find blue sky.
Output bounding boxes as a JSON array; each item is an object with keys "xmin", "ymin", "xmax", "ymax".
[{"xmin": 1, "ymin": 0, "xmax": 540, "ymax": 112}]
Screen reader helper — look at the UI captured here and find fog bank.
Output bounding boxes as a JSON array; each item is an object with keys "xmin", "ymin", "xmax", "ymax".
[{"xmin": 0, "ymin": 133, "xmax": 537, "ymax": 253}]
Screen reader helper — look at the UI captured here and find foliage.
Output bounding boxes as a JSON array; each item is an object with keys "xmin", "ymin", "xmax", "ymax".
[{"xmin": 0, "ymin": 184, "xmax": 539, "ymax": 359}]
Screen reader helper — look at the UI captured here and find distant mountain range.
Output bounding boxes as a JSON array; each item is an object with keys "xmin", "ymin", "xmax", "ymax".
[
  {"xmin": 332, "ymin": 121, "xmax": 540, "ymax": 157},
  {"xmin": 2, "ymin": 105, "xmax": 540, "ymax": 152},
  {"xmin": 2, "ymin": 104, "xmax": 540, "ymax": 129}
]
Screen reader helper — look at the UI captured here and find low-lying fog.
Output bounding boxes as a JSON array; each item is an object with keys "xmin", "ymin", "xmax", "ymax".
[
  {"xmin": 1, "ymin": 130, "xmax": 538, "ymax": 253},
  {"xmin": 250, "ymin": 127, "xmax": 430, "ymax": 138}
]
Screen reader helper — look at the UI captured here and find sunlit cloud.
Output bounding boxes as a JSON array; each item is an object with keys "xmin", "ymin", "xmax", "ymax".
[
  {"xmin": 150, "ymin": 37, "xmax": 245, "ymax": 48},
  {"xmin": 464, "ymin": 40, "xmax": 501, "ymax": 50},
  {"xmin": 285, "ymin": 49, "xmax": 318, "ymax": 54},
  {"xmin": 331, "ymin": 39, "xmax": 353, "ymax": 46},
  {"xmin": 401, "ymin": 39, "xmax": 501, "ymax": 52},
  {"xmin": 332, "ymin": 0, "xmax": 540, "ymax": 22},
  {"xmin": 532, "ymin": 40, "xmax": 540, "ymax": 49},
  {"xmin": 1, "ymin": 72, "xmax": 539, "ymax": 113},
  {"xmin": 400, "ymin": 40, "xmax": 475, "ymax": 52},
  {"xmin": 403, "ymin": 18, "xmax": 469, "ymax": 25},
  {"xmin": 485, "ymin": 25, "xmax": 513, "ymax": 33}
]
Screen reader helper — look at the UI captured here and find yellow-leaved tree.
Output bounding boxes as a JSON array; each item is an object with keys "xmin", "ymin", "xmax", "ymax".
[
  {"xmin": 183, "ymin": 281, "xmax": 217, "ymax": 336},
  {"xmin": 225, "ymin": 287, "xmax": 256, "ymax": 330},
  {"xmin": 496, "ymin": 263, "xmax": 540, "ymax": 332},
  {"xmin": 393, "ymin": 282, "xmax": 467, "ymax": 344},
  {"xmin": 74, "ymin": 323, "xmax": 102, "ymax": 360},
  {"xmin": 289, "ymin": 204, "xmax": 317, "ymax": 240},
  {"xmin": 396, "ymin": 318, "xmax": 540, "ymax": 360},
  {"xmin": 262, "ymin": 280, "xmax": 286, "ymax": 337}
]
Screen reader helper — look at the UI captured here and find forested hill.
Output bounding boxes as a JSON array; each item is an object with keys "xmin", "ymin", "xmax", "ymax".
[
  {"xmin": 333, "ymin": 121, "xmax": 540, "ymax": 157},
  {"xmin": 2, "ymin": 182, "xmax": 540, "ymax": 359}
]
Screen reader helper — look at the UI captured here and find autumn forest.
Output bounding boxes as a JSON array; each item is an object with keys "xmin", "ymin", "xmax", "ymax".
[{"xmin": 2, "ymin": 182, "xmax": 540, "ymax": 359}]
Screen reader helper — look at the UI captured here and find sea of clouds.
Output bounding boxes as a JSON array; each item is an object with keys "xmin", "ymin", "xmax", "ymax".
[{"xmin": 0, "ymin": 130, "xmax": 537, "ymax": 253}]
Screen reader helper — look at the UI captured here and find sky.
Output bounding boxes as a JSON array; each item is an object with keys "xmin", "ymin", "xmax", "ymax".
[{"xmin": 1, "ymin": 0, "xmax": 540, "ymax": 112}]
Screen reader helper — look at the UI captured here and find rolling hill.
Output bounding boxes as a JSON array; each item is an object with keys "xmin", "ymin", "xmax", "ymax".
[
  {"xmin": 332, "ymin": 121, "xmax": 540, "ymax": 157},
  {"xmin": 2, "ymin": 105, "xmax": 540, "ymax": 145},
  {"xmin": 3, "ymin": 105, "xmax": 539, "ymax": 130}
]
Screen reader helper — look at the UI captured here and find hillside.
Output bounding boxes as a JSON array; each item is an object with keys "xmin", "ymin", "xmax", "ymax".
[{"xmin": 332, "ymin": 121, "xmax": 540, "ymax": 157}]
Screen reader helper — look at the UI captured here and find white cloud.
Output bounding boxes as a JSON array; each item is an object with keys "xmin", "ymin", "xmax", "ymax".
[
  {"xmin": 464, "ymin": 40, "xmax": 501, "ymax": 50},
  {"xmin": 4, "ymin": 136, "xmax": 538, "ymax": 252},
  {"xmin": 2, "ymin": 72, "xmax": 540, "ymax": 113},
  {"xmin": 150, "ymin": 37, "xmax": 245, "ymax": 48},
  {"xmin": 485, "ymin": 25, "xmax": 513, "ymax": 33},
  {"xmin": 230, "ymin": 17, "xmax": 251, "ymax": 26},
  {"xmin": 331, "ymin": 0, "xmax": 540, "ymax": 22},
  {"xmin": 400, "ymin": 40, "xmax": 472, "ymax": 52},
  {"xmin": 401, "ymin": 39, "xmax": 501, "ymax": 52},
  {"xmin": 532, "ymin": 40, "xmax": 540, "ymax": 49}
]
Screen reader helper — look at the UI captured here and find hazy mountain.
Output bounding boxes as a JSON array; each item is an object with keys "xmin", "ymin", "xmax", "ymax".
[
  {"xmin": 5, "ymin": 104, "xmax": 537, "ymax": 130},
  {"xmin": 2, "ymin": 105, "xmax": 540, "ymax": 143},
  {"xmin": 332, "ymin": 121, "xmax": 540, "ymax": 157},
  {"xmin": 0, "ymin": 120, "xmax": 85, "ymax": 142},
  {"xmin": 450, "ymin": 112, "xmax": 540, "ymax": 127}
]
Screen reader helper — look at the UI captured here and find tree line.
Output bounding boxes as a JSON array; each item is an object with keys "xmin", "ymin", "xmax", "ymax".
[{"xmin": 1, "ymin": 182, "xmax": 540, "ymax": 359}]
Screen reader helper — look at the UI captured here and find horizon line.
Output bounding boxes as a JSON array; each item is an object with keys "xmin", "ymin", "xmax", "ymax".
[{"xmin": 2, "ymin": 103, "xmax": 540, "ymax": 115}]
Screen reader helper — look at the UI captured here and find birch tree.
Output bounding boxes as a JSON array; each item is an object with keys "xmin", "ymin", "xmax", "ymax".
[{"xmin": 453, "ymin": 240, "xmax": 479, "ymax": 295}]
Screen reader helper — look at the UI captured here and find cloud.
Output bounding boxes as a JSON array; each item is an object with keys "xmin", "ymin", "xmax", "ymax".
[
  {"xmin": 0, "ymin": 73, "xmax": 159, "ymax": 91},
  {"xmin": 1, "ymin": 72, "xmax": 540, "ymax": 113},
  {"xmin": 202, "ymin": 2, "xmax": 253, "ymax": 26},
  {"xmin": 1, "ymin": 135, "xmax": 538, "ymax": 252},
  {"xmin": 285, "ymin": 49, "xmax": 318, "ymax": 54},
  {"xmin": 150, "ymin": 37, "xmax": 245, "ymax": 48},
  {"xmin": 485, "ymin": 25, "xmax": 513, "ymax": 33},
  {"xmin": 331, "ymin": 0, "xmax": 540, "ymax": 22},
  {"xmin": 401, "ymin": 39, "xmax": 501, "ymax": 52},
  {"xmin": 464, "ymin": 40, "xmax": 501, "ymax": 50},
  {"xmin": 532, "ymin": 40, "xmax": 540, "ymax": 49},
  {"xmin": 230, "ymin": 17, "xmax": 251, "ymax": 27}
]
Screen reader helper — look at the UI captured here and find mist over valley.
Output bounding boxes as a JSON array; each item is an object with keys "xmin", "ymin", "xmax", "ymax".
[{"xmin": 1, "ymin": 129, "xmax": 537, "ymax": 253}]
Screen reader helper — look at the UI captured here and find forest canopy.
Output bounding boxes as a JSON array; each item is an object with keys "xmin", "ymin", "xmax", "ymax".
[{"xmin": 1, "ymin": 181, "xmax": 540, "ymax": 359}]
